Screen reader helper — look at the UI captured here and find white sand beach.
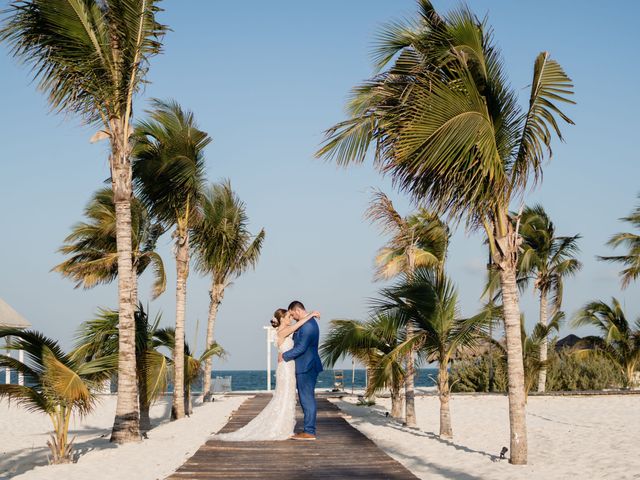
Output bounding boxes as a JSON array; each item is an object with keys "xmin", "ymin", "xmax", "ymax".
[
  {"xmin": 0, "ymin": 395, "xmax": 247, "ymax": 480},
  {"xmin": 332, "ymin": 394, "xmax": 640, "ymax": 480}
]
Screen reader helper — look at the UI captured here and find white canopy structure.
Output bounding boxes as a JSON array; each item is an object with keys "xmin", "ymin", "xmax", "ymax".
[
  {"xmin": 0, "ymin": 298, "xmax": 31, "ymax": 385},
  {"xmin": 0, "ymin": 298, "xmax": 31, "ymax": 329}
]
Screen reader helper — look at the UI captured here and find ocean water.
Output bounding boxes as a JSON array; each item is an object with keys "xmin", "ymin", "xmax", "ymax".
[
  {"xmin": 206, "ymin": 368, "xmax": 439, "ymax": 392},
  {"xmin": 3, "ymin": 368, "xmax": 439, "ymax": 393}
]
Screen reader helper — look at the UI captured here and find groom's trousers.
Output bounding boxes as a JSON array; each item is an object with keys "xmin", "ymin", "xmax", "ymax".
[{"xmin": 296, "ymin": 370, "xmax": 319, "ymax": 435}]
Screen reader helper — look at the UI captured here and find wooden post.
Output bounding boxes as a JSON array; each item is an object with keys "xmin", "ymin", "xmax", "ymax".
[
  {"xmin": 5, "ymin": 337, "xmax": 10, "ymax": 384},
  {"xmin": 18, "ymin": 349, "xmax": 24, "ymax": 385},
  {"xmin": 351, "ymin": 358, "xmax": 355, "ymax": 394},
  {"xmin": 264, "ymin": 326, "xmax": 272, "ymax": 391}
]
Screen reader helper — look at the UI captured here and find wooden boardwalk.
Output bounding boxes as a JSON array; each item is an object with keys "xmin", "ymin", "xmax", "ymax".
[{"xmin": 167, "ymin": 393, "xmax": 418, "ymax": 479}]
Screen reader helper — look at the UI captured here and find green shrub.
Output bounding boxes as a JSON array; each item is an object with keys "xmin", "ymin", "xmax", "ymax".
[
  {"xmin": 450, "ymin": 349, "xmax": 625, "ymax": 393},
  {"xmin": 546, "ymin": 351, "xmax": 625, "ymax": 391},
  {"xmin": 450, "ymin": 352, "xmax": 508, "ymax": 393}
]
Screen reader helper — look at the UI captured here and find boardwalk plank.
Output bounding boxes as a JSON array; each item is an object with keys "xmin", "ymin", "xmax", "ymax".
[{"xmin": 166, "ymin": 393, "xmax": 417, "ymax": 480}]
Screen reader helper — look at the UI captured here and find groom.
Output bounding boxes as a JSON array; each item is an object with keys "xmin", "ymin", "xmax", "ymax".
[{"xmin": 279, "ymin": 300, "xmax": 323, "ymax": 440}]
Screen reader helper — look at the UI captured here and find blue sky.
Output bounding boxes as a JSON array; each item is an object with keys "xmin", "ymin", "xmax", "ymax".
[{"xmin": 1, "ymin": 0, "xmax": 639, "ymax": 370}]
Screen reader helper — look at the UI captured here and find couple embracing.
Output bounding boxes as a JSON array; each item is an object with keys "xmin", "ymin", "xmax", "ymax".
[{"xmin": 218, "ymin": 301, "xmax": 323, "ymax": 441}]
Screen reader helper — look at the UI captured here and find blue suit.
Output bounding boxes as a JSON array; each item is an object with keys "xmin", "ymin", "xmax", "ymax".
[{"xmin": 282, "ymin": 318, "xmax": 323, "ymax": 435}]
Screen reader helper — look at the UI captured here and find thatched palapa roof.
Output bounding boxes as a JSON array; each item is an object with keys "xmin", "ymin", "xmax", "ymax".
[{"xmin": 0, "ymin": 298, "xmax": 31, "ymax": 329}]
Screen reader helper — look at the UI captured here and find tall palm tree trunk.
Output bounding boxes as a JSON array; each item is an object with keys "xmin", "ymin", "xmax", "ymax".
[
  {"xmin": 171, "ymin": 232, "xmax": 189, "ymax": 420},
  {"xmin": 365, "ymin": 367, "xmax": 376, "ymax": 402},
  {"xmin": 438, "ymin": 361, "xmax": 453, "ymax": 438},
  {"xmin": 390, "ymin": 384, "xmax": 403, "ymax": 419},
  {"xmin": 110, "ymin": 139, "xmax": 141, "ymax": 443},
  {"xmin": 185, "ymin": 382, "xmax": 193, "ymax": 415},
  {"xmin": 138, "ymin": 368, "xmax": 151, "ymax": 431},
  {"xmin": 404, "ymin": 247, "xmax": 417, "ymax": 427},
  {"xmin": 203, "ymin": 283, "xmax": 224, "ymax": 401},
  {"xmin": 404, "ymin": 343, "xmax": 417, "ymax": 427},
  {"xmin": 497, "ymin": 259, "xmax": 528, "ymax": 464},
  {"xmin": 537, "ymin": 291, "xmax": 549, "ymax": 392}
]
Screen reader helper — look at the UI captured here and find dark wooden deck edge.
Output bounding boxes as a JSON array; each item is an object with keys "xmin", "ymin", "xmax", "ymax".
[{"xmin": 167, "ymin": 393, "xmax": 419, "ymax": 480}]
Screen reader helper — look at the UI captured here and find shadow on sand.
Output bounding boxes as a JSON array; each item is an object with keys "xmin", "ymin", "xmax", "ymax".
[
  {"xmin": 1, "ymin": 396, "xmax": 203, "ymax": 479},
  {"xmin": 333, "ymin": 398, "xmax": 505, "ymax": 479}
]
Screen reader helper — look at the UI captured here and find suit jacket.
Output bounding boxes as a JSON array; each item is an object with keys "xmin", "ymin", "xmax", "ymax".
[{"xmin": 282, "ymin": 317, "xmax": 323, "ymax": 374}]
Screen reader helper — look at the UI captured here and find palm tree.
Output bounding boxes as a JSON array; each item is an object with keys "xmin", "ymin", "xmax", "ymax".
[
  {"xmin": 365, "ymin": 189, "xmax": 448, "ymax": 427},
  {"xmin": 518, "ymin": 205, "xmax": 581, "ymax": 391},
  {"xmin": 0, "ymin": 329, "xmax": 115, "ymax": 462},
  {"xmin": 376, "ymin": 268, "xmax": 490, "ymax": 438},
  {"xmin": 598, "ymin": 197, "xmax": 640, "ymax": 288},
  {"xmin": 53, "ymin": 187, "xmax": 166, "ymax": 304},
  {"xmin": 133, "ymin": 99, "xmax": 211, "ymax": 420},
  {"xmin": 191, "ymin": 181, "xmax": 265, "ymax": 400},
  {"xmin": 72, "ymin": 306, "xmax": 168, "ymax": 432},
  {"xmin": 317, "ymin": 2, "xmax": 574, "ymax": 463},
  {"xmin": 367, "ymin": 190, "xmax": 449, "ymax": 280},
  {"xmin": 572, "ymin": 299, "xmax": 640, "ymax": 387},
  {"xmin": 321, "ymin": 314, "xmax": 408, "ymax": 419},
  {"xmin": 2, "ymin": 0, "xmax": 167, "ymax": 443},
  {"xmin": 521, "ymin": 314, "xmax": 562, "ymax": 396},
  {"xmin": 0, "ymin": 0, "xmax": 166, "ymax": 443},
  {"xmin": 152, "ymin": 327, "xmax": 224, "ymax": 415}
]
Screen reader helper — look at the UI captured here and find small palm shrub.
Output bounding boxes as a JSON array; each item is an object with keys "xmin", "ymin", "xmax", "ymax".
[{"xmin": 0, "ymin": 329, "xmax": 115, "ymax": 463}]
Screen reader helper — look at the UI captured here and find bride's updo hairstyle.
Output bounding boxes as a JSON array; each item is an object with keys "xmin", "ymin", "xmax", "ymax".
[{"xmin": 271, "ymin": 308, "xmax": 287, "ymax": 328}]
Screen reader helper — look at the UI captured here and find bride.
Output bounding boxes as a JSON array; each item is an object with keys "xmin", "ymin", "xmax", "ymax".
[{"xmin": 216, "ymin": 308, "xmax": 320, "ymax": 441}]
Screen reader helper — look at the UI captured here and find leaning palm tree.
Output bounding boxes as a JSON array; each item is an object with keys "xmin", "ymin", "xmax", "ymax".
[
  {"xmin": 0, "ymin": 329, "xmax": 115, "ymax": 462},
  {"xmin": 376, "ymin": 268, "xmax": 490, "ymax": 438},
  {"xmin": 53, "ymin": 187, "xmax": 166, "ymax": 303},
  {"xmin": 133, "ymin": 99, "xmax": 211, "ymax": 420},
  {"xmin": 518, "ymin": 205, "xmax": 581, "ymax": 391},
  {"xmin": 1, "ymin": 0, "xmax": 167, "ymax": 443},
  {"xmin": 317, "ymin": 1, "xmax": 574, "ymax": 463},
  {"xmin": 191, "ymin": 181, "xmax": 265, "ymax": 400},
  {"xmin": 572, "ymin": 298, "xmax": 640, "ymax": 388},
  {"xmin": 366, "ymin": 189, "xmax": 448, "ymax": 427},
  {"xmin": 321, "ymin": 314, "xmax": 408, "ymax": 419},
  {"xmin": 152, "ymin": 327, "xmax": 225, "ymax": 415},
  {"xmin": 598, "ymin": 197, "xmax": 640, "ymax": 288},
  {"xmin": 72, "ymin": 306, "xmax": 168, "ymax": 432}
]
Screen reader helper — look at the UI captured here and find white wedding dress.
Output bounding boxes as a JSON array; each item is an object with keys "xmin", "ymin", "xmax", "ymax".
[{"xmin": 217, "ymin": 335, "xmax": 297, "ymax": 441}]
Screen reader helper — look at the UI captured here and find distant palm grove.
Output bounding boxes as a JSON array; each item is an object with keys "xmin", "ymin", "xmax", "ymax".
[{"xmin": 0, "ymin": 0, "xmax": 638, "ymax": 469}]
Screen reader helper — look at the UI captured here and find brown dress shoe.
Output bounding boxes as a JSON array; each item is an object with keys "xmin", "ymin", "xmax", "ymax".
[{"xmin": 290, "ymin": 432, "xmax": 316, "ymax": 441}]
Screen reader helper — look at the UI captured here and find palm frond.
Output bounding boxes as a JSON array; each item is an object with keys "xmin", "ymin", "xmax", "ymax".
[
  {"xmin": 145, "ymin": 251, "xmax": 167, "ymax": 299},
  {"xmin": 144, "ymin": 349, "xmax": 169, "ymax": 402},
  {"xmin": 53, "ymin": 187, "xmax": 165, "ymax": 297},
  {"xmin": 42, "ymin": 347, "xmax": 93, "ymax": 413},
  {"xmin": 1, "ymin": 0, "xmax": 166, "ymax": 125},
  {"xmin": 0, "ymin": 384, "xmax": 51, "ymax": 414},
  {"xmin": 133, "ymin": 99, "xmax": 210, "ymax": 230},
  {"xmin": 365, "ymin": 189, "xmax": 406, "ymax": 235},
  {"xmin": 510, "ymin": 52, "xmax": 575, "ymax": 194},
  {"xmin": 191, "ymin": 180, "xmax": 264, "ymax": 284},
  {"xmin": 598, "ymin": 200, "xmax": 640, "ymax": 289}
]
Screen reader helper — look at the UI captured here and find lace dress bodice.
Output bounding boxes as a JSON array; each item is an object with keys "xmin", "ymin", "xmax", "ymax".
[
  {"xmin": 278, "ymin": 335, "xmax": 294, "ymax": 353},
  {"xmin": 217, "ymin": 333, "xmax": 297, "ymax": 441}
]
